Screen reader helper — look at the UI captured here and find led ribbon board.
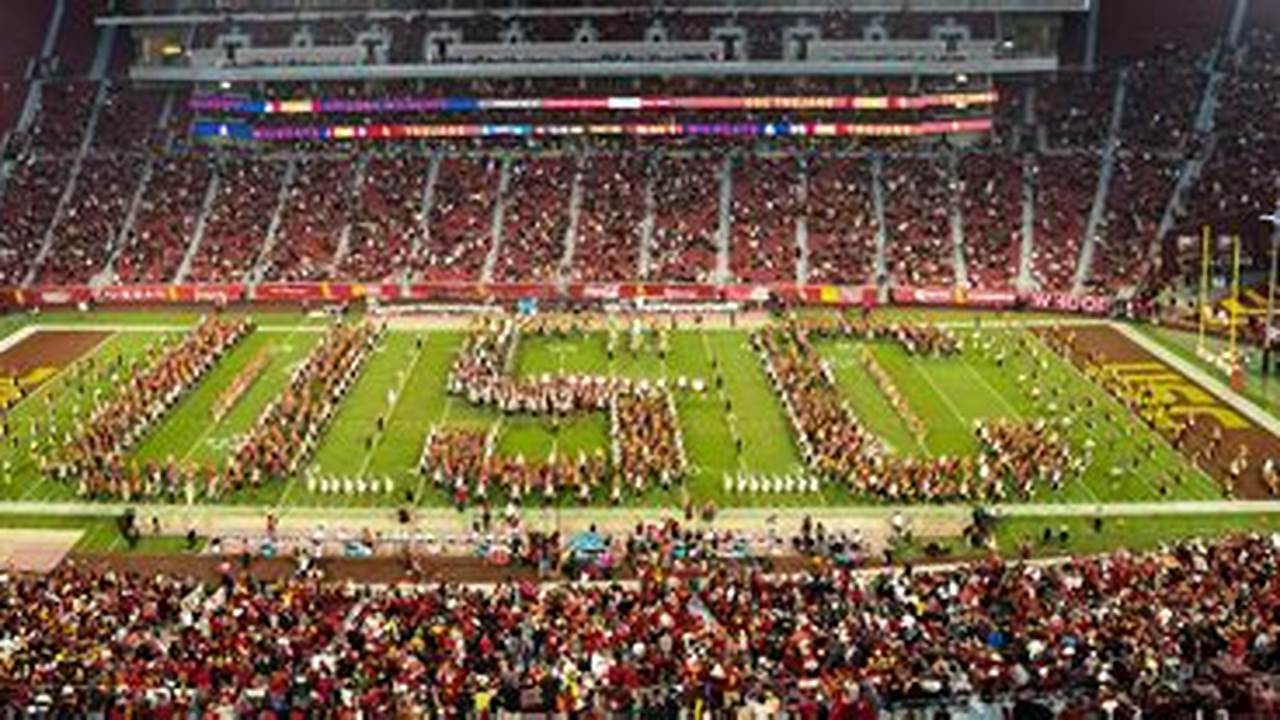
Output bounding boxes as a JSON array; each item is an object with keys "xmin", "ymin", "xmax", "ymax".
[
  {"xmin": 191, "ymin": 91, "xmax": 999, "ymax": 115},
  {"xmin": 196, "ymin": 117, "xmax": 993, "ymax": 141}
]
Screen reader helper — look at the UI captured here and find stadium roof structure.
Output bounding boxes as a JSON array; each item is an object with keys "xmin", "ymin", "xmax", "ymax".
[
  {"xmin": 118, "ymin": 0, "xmax": 1080, "ymax": 81},
  {"xmin": 116, "ymin": 0, "xmax": 1091, "ymax": 16}
]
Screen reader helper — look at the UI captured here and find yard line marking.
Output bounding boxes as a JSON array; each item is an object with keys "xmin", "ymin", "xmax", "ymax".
[
  {"xmin": 356, "ymin": 337, "xmax": 427, "ymax": 479},
  {"xmin": 957, "ymin": 352, "xmax": 1021, "ymax": 419},
  {"xmin": 903, "ymin": 350, "xmax": 971, "ymax": 433},
  {"xmin": 698, "ymin": 330, "xmax": 746, "ymax": 473}
]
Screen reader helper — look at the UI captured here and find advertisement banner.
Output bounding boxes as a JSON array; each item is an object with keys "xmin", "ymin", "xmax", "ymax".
[
  {"xmin": 721, "ymin": 284, "xmax": 772, "ymax": 302},
  {"xmin": 0, "ymin": 281, "xmax": 1112, "ymax": 317},
  {"xmin": 891, "ymin": 287, "xmax": 958, "ymax": 306},
  {"xmin": 1024, "ymin": 292, "xmax": 1111, "ymax": 315}
]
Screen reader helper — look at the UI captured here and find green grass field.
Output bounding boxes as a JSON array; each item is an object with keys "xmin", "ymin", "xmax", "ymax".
[{"xmin": 0, "ymin": 311, "xmax": 1225, "ymax": 511}]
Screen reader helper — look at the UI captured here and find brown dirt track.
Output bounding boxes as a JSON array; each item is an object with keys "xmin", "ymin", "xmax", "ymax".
[
  {"xmin": 1056, "ymin": 325, "xmax": 1279, "ymax": 500},
  {"xmin": 69, "ymin": 552, "xmax": 812, "ymax": 585},
  {"xmin": 0, "ymin": 330, "xmax": 109, "ymax": 377}
]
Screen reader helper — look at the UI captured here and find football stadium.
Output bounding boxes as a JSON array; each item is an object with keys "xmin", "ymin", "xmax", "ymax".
[{"xmin": 0, "ymin": 0, "xmax": 1277, "ymax": 714}]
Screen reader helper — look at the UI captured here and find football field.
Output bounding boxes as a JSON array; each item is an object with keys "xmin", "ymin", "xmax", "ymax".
[{"xmin": 0, "ymin": 310, "xmax": 1231, "ymax": 515}]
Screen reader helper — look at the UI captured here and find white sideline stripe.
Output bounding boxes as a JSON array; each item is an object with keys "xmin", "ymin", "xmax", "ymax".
[
  {"xmin": 0, "ymin": 325, "xmax": 37, "ymax": 354},
  {"xmin": 1112, "ymin": 322, "xmax": 1280, "ymax": 438},
  {"xmin": 12, "ymin": 498, "xmax": 1280, "ymax": 526},
  {"xmin": 26, "ymin": 323, "xmax": 329, "ymax": 334}
]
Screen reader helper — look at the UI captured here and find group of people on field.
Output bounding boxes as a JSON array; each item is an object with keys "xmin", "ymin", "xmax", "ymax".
[
  {"xmin": 222, "ymin": 321, "xmax": 381, "ymax": 496},
  {"xmin": 423, "ymin": 317, "xmax": 686, "ymax": 507},
  {"xmin": 43, "ymin": 317, "xmax": 251, "ymax": 500},
  {"xmin": 755, "ymin": 318, "xmax": 1074, "ymax": 503}
]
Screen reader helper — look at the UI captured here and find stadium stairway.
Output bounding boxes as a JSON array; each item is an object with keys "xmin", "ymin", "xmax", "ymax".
[
  {"xmin": 795, "ymin": 156, "xmax": 810, "ymax": 285},
  {"xmin": 89, "ymin": 16, "xmax": 114, "ymax": 81},
  {"xmin": 99, "ymin": 88, "xmax": 178, "ymax": 285},
  {"xmin": 715, "ymin": 154, "xmax": 733, "ymax": 284},
  {"xmin": 480, "ymin": 155, "xmax": 512, "ymax": 283},
  {"xmin": 173, "ymin": 172, "xmax": 221, "ymax": 284},
  {"xmin": 24, "ymin": 81, "xmax": 107, "ymax": 287},
  {"xmin": 1228, "ymin": 0, "xmax": 1251, "ymax": 47},
  {"xmin": 1158, "ymin": 53, "xmax": 1227, "ymax": 241},
  {"xmin": 247, "ymin": 157, "xmax": 298, "ymax": 285},
  {"xmin": 555, "ymin": 151, "xmax": 585, "ymax": 288},
  {"xmin": 870, "ymin": 155, "xmax": 889, "ymax": 300},
  {"xmin": 1018, "ymin": 153, "xmax": 1037, "ymax": 290},
  {"xmin": 404, "ymin": 153, "xmax": 441, "ymax": 289},
  {"xmin": 638, "ymin": 154, "xmax": 656, "ymax": 279},
  {"xmin": 1072, "ymin": 67, "xmax": 1128, "ymax": 293},
  {"xmin": 948, "ymin": 152, "xmax": 968, "ymax": 290},
  {"xmin": 96, "ymin": 154, "xmax": 155, "ymax": 286},
  {"xmin": 155, "ymin": 91, "xmax": 177, "ymax": 151},
  {"xmin": 1022, "ymin": 84, "xmax": 1038, "ymax": 146},
  {"xmin": 326, "ymin": 154, "xmax": 369, "ymax": 278}
]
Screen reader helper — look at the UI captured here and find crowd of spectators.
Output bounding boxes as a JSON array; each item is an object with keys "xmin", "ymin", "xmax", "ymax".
[
  {"xmin": 224, "ymin": 322, "xmax": 380, "ymax": 496},
  {"xmin": 959, "ymin": 152, "xmax": 1023, "ymax": 290},
  {"xmin": 1035, "ymin": 72, "xmax": 1117, "ymax": 150},
  {"xmin": 44, "ymin": 318, "xmax": 251, "ymax": 501},
  {"xmin": 1086, "ymin": 151, "xmax": 1178, "ymax": 292},
  {"xmin": 112, "ymin": 156, "xmax": 215, "ymax": 284},
  {"xmin": 569, "ymin": 153, "xmax": 646, "ymax": 282},
  {"xmin": 1031, "ymin": 154, "xmax": 1097, "ymax": 292},
  {"xmin": 883, "ymin": 157, "xmax": 956, "ymax": 288},
  {"xmin": 0, "ymin": 158, "xmax": 69, "ymax": 285},
  {"xmin": 803, "ymin": 156, "xmax": 877, "ymax": 285},
  {"xmin": 333, "ymin": 154, "xmax": 429, "ymax": 283},
  {"xmin": 1120, "ymin": 44, "xmax": 1207, "ymax": 151},
  {"xmin": 648, "ymin": 155, "xmax": 721, "ymax": 283},
  {"xmin": 415, "ymin": 157, "xmax": 500, "ymax": 282},
  {"xmin": 36, "ymin": 157, "xmax": 144, "ymax": 285},
  {"xmin": 1181, "ymin": 28, "xmax": 1280, "ymax": 240},
  {"xmin": 493, "ymin": 156, "xmax": 575, "ymax": 284},
  {"xmin": 729, "ymin": 155, "xmax": 801, "ymax": 283},
  {"xmin": 90, "ymin": 83, "xmax": 166, "ymax": 153},
  {"xmin": 7, "ymin": 530, "xmax": 1279, "ymax": 714},
  {"xmin": 260, "ymin": 156, "xmax": 356, "ymax": 283},
  {"xmin": 424, "ymin": 317, "xmax": 686, "ymax": 506},
  {"xmin": 186, "ymin": 159, "xmax": 286, "ymax": 283},
  {"xmin": 0, "ymin": 31, "xmax": 1259, "ymax": 296},
  {"xmin": 26, "ymin": 81, "xmax": 96, "ymax": 154}
]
